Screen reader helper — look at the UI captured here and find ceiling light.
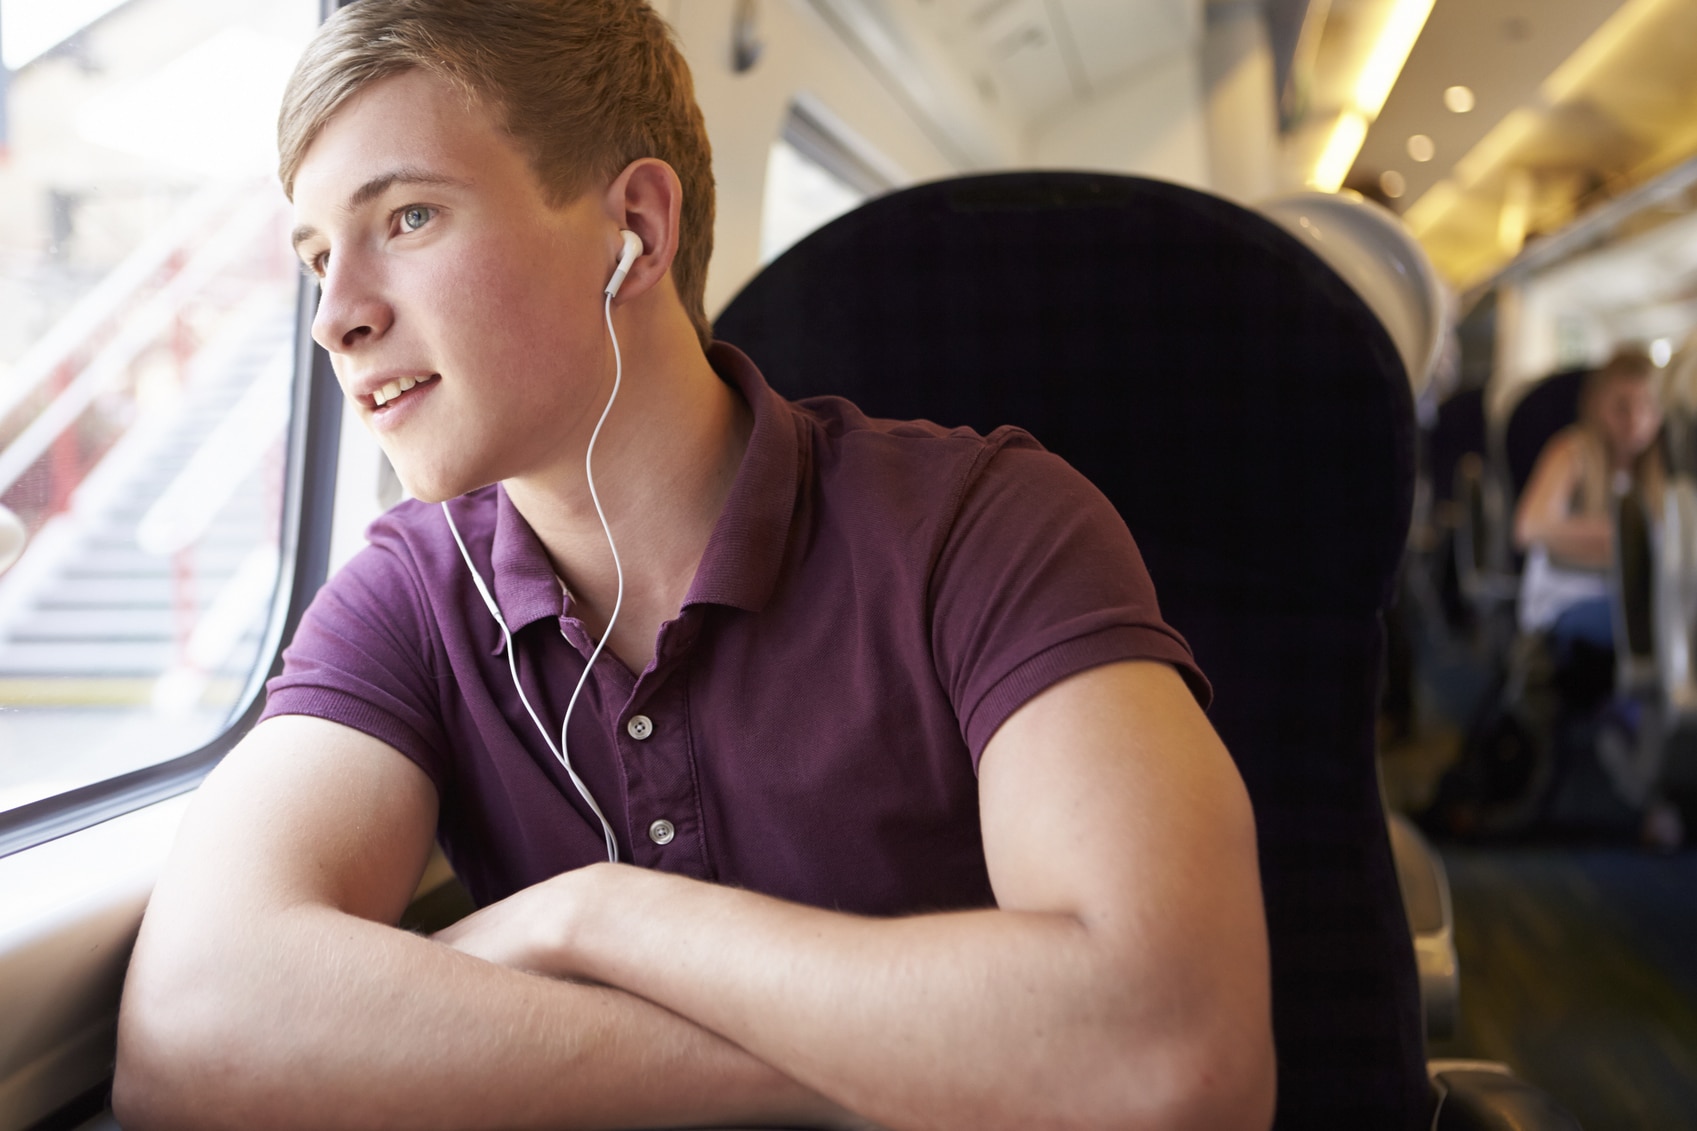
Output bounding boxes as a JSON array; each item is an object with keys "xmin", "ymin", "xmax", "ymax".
[
  {"xmin": 1651, "ymin": 338, "xmax": 1674, "ymax": 367},
  {"xmin": 1307, "ymin": 0, "xmax": 1435, "ymax": 193},
  {"xmin": 1312, "ymin": 111, "xmax": 1368, "ymax": 193},
  {"xmin": 1354, "ymin": 0, "xmax": 1438, "ymax": 117},
  {"xmin": 1407, "ymin": 134, "xmax": 1435, "ymax": 162},
  {"xmin": 1380, "ymin": 170, "xmax": 1407, "ymax": 198},
  {"xmin": 1444, "ymin": 85, "xmax": 1475, "ymax": 113}
]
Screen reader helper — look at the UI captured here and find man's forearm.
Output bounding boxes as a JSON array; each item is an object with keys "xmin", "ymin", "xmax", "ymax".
[
  {"xmin": 522, "ymin": 866, "xmax": 1269, "ymax": 1131},
  {"xmin": 116, "ymin": 900, "xmax": 848, "ymax": 1131}
]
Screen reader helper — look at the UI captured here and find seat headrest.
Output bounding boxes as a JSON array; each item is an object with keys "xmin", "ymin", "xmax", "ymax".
[
  {"xmin": 1258, "ymin": 190, "xmax": 1449, "ymax": 402},
  {"xmin": 1504, "ymin": 368, "xmax": 1588, "ymax": 499},
  {"xmin": 716, "ymin": 172, "xmax": 1415, "ymax": 616}
]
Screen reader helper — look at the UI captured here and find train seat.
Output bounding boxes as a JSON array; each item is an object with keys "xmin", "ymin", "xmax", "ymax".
[
  {"xmin": 1655, "ymin": 347, "xmax": 1697, "ymax": 724},
  {"xmin": 1455, "ymin": 364, "xmax": 1682, "ymax": 835},
  {"xmin": 1249, "ymin": 190, "xmax": 1463, "ymax": 1041},
  {"xmin": 1431, "ymin": 387, "xmax": 1488, "ymax": 513},
  {"xmin": 714, "ymin": 171, "xmax": 1576, "ymax": 1131},
  {"xmin": 1387, "ymin": 809, "xmax": 1458, "ymax": 1040},
  {"xmin": 1442, "ymin": 368, "xmax": 1590, "ymax": 632},
  {"xmin": 1256, "ymin": 190, "xmax": 1448, "ymax": 404},
  {"xmin": 1504, "ymin": 368, "xmax": 1590, "ymax": 505},
  {"xmin": 1430, "ymin": 388, "xmax": 1519, "ymax": 627}
]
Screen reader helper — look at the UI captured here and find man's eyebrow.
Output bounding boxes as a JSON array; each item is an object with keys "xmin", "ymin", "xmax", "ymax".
[{"xmin": 290, "ymin": 168, "xmax": 470, "ymax": 252}]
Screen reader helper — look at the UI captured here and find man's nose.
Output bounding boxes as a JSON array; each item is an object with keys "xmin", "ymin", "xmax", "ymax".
[{"xmin": 311, "ymin": 259, "xmax": 393, "ymax": 354}]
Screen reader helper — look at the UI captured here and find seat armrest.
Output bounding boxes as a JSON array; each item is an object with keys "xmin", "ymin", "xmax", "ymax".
[
  {"xmin": 1429, "ymin": 1060, "xmax": 1583, "ymax": 1131},
  {"xmin": 1453, "ymin": 455, "xmax": 1520, "ymax": 610},
  {"xmin": 1387, "ymin": 810, "xmax": 1458, "ymax": 1039}
]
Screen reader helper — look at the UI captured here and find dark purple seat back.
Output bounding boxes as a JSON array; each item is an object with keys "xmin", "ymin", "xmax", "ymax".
[
  {"xmin": 1431, "ymin": 386, "xmax": 1487, "ymax": 506},
  {"xmin": 1505, "ymin": 368, "xmax": 1588, "ymax": 501},
  {"xmin": 715, "ymin": 172, "xmax": 1426, "ymax": 1129}
]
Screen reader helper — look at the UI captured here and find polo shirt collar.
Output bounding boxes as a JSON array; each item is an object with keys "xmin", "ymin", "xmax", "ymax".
[
  {"xmin": 486, "ymin": 342, "xmax": 800, "ymax": 633},
  {"xmin": 683, "ymin": 342, "xmax": 800, "ymax": 613},
  {"xmin": 489, "ymin": 487, "xmax": 562, "ymax": 634}
]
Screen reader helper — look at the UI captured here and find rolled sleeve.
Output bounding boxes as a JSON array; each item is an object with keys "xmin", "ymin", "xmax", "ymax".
[{"xmin": 929, "ymin": 437, "xmax": 1210, "ymax": 765}]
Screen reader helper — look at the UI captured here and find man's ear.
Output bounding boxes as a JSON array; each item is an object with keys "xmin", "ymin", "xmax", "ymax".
[{"xmin": 603, "ymin": 158, "xmax": 682, "ymax": 304}]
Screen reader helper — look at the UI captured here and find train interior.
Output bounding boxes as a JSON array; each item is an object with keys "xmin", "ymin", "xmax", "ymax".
[{"xmin": 2, "ymin": 0, "xmax": 1696, "ymax": 1127}]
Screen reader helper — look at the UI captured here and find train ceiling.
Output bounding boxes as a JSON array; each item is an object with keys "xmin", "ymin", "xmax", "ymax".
[
  {"xmin": 1337, "ymin": 0, "xmax": 1697, "ymax": 291},
  {"xmin": 812, "ymin": 0, "xmax": 1697, "ymax": 299}
]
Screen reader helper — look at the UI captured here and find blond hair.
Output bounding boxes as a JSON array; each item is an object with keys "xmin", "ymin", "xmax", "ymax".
[
  {"xmin": 278, "ymin": 0, "xmax": 715, "ymax": 350},
  {"xmin": 1575, "ymin": 347, "xmax": 1666, "ymax": 512},
  {"xmin": 1582, "ymin": 347, "xmax": 1659, "ymax": 417}
]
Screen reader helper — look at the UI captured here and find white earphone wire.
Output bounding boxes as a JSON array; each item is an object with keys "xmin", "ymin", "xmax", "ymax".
[
  {"xmin": 436, "ymin": 288, "xmax": 628, "ymax": 864},
  {"xmin": 553, "ymin": 289, "xmax": 628, "ymax": 859}
]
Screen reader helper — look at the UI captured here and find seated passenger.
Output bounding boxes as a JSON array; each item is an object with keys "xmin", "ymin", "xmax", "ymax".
[
  {"xmin": 1514, "ymin": 347, "xmax": 1664, "ymax": 653},
  {"xmin": 112, "ymin": 2, "xmax": 1275, "ymax": 1128},
  {"xmin": 1512, "ymin": 347, "xmax": 1680, "ymax": 845}
]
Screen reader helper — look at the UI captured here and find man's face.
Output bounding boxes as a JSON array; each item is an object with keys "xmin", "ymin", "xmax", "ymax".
[{"xmin": 291, "ymin": 69, "xmax": 613, "ymax": 502}]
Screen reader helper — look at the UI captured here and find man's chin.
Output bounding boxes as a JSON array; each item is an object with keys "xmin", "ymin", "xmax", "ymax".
[{"xmin": 398, "ymin": 472, "xmax": 497, "ymax": 507}]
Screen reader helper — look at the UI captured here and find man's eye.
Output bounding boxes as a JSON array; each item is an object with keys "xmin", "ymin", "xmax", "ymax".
[
  {"xmin": 400, "ymin": 206, "xmax": 434, "ymax": 232},
  {"xmin": 299, "ymin": 254, "xmax": 327, "ymax": 284}
]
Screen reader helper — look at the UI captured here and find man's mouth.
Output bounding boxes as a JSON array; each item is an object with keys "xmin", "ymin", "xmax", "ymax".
[{"xmin": 372, "ymin": 373, "xmax": 439, "ymax": 408}]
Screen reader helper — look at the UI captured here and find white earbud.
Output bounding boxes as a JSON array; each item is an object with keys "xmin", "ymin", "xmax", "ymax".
[{"xmin": 605, "ymin": 229, "xmax": 643, "ymax": 298}]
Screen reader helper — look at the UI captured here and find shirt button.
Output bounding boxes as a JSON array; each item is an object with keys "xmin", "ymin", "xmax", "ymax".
[
  {"xmin": 648, "ymin": 819, "xmax": 675, "ymax": 845},
  {"xmin": 626, "ymin": 714, "xmax": 654, "ymax": 740}
]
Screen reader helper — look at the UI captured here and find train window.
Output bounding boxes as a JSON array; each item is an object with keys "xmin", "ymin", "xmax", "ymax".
[
  {"xmin": 760, "ymin": 100, "xmax": 897, "ymax": 263},
  {"xmin": 0, "ymin": 0, "xmax": 318, "ymax": 816}
]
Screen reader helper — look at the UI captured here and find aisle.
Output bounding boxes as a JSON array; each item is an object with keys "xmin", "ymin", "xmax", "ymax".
[{"xmin": 1432, "ymin": 847, "xmax": 1697, "ymax": 1130}]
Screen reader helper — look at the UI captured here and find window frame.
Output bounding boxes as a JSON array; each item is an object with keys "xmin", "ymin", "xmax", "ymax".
[
  {"xmin": 0, "ymin": 0, "xmax": 351, "ymax": 860},
  {"xmin": 0, "ymin": 276, "xmax": 343, "ymax": 860},
  {"xmin": 782, "ymin": 96, "xmax": 897, "ymax": 200}
]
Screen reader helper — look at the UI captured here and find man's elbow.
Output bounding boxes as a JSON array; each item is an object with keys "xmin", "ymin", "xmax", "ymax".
[
  {"xmin": 113, "ymin": 960, "xmax": 265, "ymax": 1131},
  {"xmin": 1117, "ymin": 1024, "xmax": 1277, "ymax": 1131},
  {"xmin": 113, "ymin": 1010, "xmax": 200, "ymax": 1131},
  {"xmin": 1187, "ymin": 1027, "xmax": 1277, "ymax": 1131},
  {"xmin": 1076, "ymin": 1006, "xmax": 1275, "ymax": 1131},
  {"xmin": 114, "ymin": 986, "xmax": 210, "ymax": 1131}
]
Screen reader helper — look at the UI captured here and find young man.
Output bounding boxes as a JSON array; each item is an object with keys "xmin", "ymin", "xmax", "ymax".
[{"xmin": 114, "ymin": 2, "xmax": 1275, "ymax": 1128}]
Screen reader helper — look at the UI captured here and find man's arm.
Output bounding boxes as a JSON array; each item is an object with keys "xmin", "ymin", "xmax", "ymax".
[
  {"xmin": 114, "ymin": 714, "xmax": 861, "ymax": 1131},
  {"xmin": 439, "ymin": 661, "xmax": 1276, "ymax": 1131}
]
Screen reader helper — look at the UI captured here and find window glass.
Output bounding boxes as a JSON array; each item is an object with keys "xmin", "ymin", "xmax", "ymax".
[
  {"xmin": 760, "ymin": 137, "xmax": 865, "ymax": 265},
  {"xmin": 0, "ymin": 0, "xmax": 318, "ymax": 813},
  {"xmin": 759, "ymin": 101, "xmax": 900, "ymax": 265}
]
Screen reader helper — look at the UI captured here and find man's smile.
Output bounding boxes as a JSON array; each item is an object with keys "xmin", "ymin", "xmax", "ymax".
[{"xmin": 371, "ymin": 372, "xmax": 440, "ymax": 408}]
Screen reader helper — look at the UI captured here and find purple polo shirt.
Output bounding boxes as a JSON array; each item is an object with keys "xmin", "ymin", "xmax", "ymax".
[{"xmin": 262, "ymin": 343, "xmax": 1208, "ymax": 914}]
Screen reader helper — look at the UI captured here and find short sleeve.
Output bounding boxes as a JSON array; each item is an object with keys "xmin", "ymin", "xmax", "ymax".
[
  {"xmin": 929, "ymin": 434, "xmax": 1210, "ymax": 764},
  {"xmin": 260, "ymin": 534, "xmax": 454, "ymax": 793}
]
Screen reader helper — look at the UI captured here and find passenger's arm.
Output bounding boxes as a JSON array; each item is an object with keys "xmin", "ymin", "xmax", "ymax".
[
  {"xmin": 114, "ymin": 714, "xmax": 861, "ymax": 1131},
  {"xmin": 439, "ymin": 661, "xmax": 1276, "ymax": 1131},
  {"xmin": 1514, "ymin": 431, "xmax": 1612, "ymax": 567}
]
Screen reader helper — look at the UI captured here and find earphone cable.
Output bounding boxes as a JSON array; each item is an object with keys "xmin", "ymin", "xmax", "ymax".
[
  {"xmin": 552, "ymin": 290, "xmax": 628, "ymax": 863},
  {"xmin": 436, "ymin": 289, "xmax": 628, "ymax": 864},
  {"xmin": 441, "ymin": 496, "xmax": 620, "ymax": 863}
]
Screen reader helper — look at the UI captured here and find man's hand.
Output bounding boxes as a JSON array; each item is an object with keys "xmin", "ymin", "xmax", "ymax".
[{"xmin": 431, "ymin": 871, "xmax": 584, "ymax": 977}]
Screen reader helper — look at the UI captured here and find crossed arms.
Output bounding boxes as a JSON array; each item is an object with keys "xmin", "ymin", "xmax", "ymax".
[{"xmin": 114, "ymin": 660, "xmax": 1275, "ymax": 1131}]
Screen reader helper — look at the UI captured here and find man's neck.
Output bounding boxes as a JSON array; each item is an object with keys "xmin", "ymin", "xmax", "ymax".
[{"xmin": 501, "ymin": 312, "xmax": 752, "ymax": 675}]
